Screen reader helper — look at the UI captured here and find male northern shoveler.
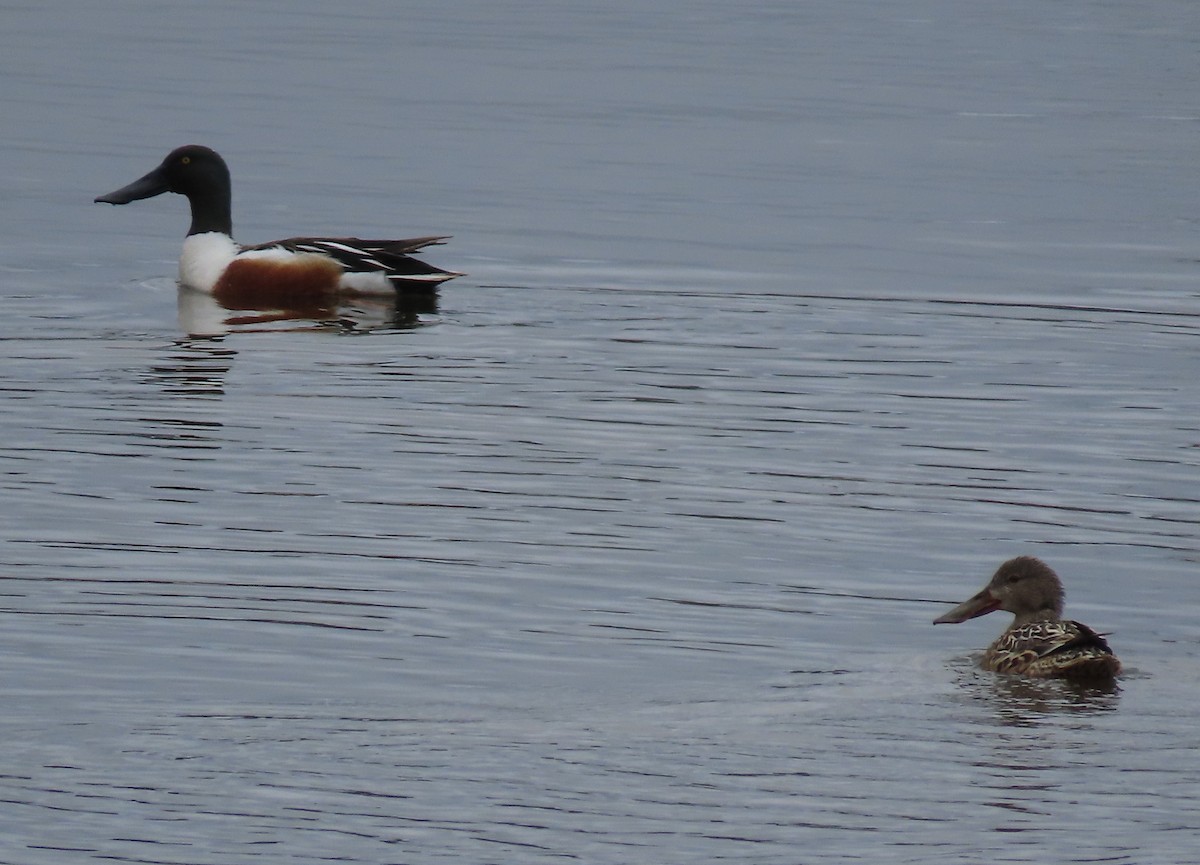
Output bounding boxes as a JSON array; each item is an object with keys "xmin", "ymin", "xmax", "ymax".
[
  {"xmin": 95, "ymin": 145, "xmax": 460, "ymax": 305},
  {"xmin": 933, "ymin": 556, "xmax": 1120, "ymax": 682}
]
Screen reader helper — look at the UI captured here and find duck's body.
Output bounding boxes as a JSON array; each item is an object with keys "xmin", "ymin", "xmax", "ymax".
[
  {"xmin": 980, "ymin": 618, "xmax": 1119, "ymax": 680},
  {"xmin": 934, "ymin": 556, "xmax": 1120, "ymax": 682},
  {"xmin": 95, "ymin": 145, "xmax": 459, "ymax": 304}
]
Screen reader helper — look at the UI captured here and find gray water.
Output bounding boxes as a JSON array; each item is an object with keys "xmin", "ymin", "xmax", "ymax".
[{"xmin": 3, "ymin": 1, "xmax": 1200, "ymax": 863}]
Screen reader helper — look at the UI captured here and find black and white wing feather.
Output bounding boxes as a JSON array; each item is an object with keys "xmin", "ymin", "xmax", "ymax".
[{"xmin": 245, "ymin": 235, "xmax": 460, "ymax": 289}]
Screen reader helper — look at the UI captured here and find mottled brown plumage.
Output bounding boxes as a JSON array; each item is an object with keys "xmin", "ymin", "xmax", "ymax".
[{"xmin": 933, "ymin": 556, "xmax": 1120, "ymax": 682}]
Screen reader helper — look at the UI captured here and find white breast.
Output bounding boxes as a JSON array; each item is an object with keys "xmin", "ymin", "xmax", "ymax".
[{"xmin": 179, "ymin": 233, "xmax": 240, "ymax": 293}]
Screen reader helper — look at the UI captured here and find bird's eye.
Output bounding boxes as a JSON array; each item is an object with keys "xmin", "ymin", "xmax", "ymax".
[{"xmin": 181, "ymin": 156, "xmax": 191, "ymax": 165}]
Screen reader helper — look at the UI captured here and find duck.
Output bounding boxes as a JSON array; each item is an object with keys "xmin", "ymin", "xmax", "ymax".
[
  {"xmin": 933, "ymin": 556, "xmax": 1120, "ymax": 681},
  {"xmin": 95, "ymin": 145, "xmax": 460, "ymax": 306}
]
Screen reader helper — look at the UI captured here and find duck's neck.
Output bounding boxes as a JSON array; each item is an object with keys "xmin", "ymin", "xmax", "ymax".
[
  {"xmin": 1012, "ymin": 607, "xmax": 1060, "ymax": 627},
  {"xmin": 186, "ymin": 189, "xmax": 233, "ymax": 237}
]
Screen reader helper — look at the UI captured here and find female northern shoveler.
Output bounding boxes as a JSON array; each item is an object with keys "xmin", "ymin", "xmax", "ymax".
[
  {"xmin": 933, "ymin": 556, "xmax": 1120, "ymax": 682},
  {"xmin": 95, "ymin": 145, "xmax": 460, "ymax": 306}
]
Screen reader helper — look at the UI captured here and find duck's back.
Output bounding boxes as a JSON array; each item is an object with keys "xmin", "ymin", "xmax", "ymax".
[{"xmin": 983, "ymin": 620, "xmax": 1120, "ymax": 681}]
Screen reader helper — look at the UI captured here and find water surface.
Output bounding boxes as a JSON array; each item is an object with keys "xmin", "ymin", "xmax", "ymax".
[{"xmin": 2, "ymin": 1, "xmax": 1199, "ymax": 863}]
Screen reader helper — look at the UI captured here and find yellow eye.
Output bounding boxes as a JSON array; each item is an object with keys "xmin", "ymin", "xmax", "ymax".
[{"xmin": 181, "ymin": 156, "xmax": 191, "ymax": 165}]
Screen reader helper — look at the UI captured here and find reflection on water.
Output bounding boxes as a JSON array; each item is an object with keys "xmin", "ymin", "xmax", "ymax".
[
  {"xmin": 178, "ymin": 285, "xmax": 438, "ymax": 336},
  {"xmin": 950, "ymin": 659, "xmax": 1121, "ymax": 728},
  {"xmin": 145, "ymin": 339, "xmax": 236, "ymax": 397}
]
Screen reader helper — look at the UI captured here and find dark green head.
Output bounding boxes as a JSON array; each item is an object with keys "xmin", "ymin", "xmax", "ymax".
[{"xmin": 95, "ymin": 145, "xmax": 233, "ymax": 236}]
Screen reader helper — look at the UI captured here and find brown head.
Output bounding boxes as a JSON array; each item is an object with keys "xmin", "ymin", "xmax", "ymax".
[{"xmin": 933, "ymin": 556, "xmax": 1065, "ymax": 627}]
